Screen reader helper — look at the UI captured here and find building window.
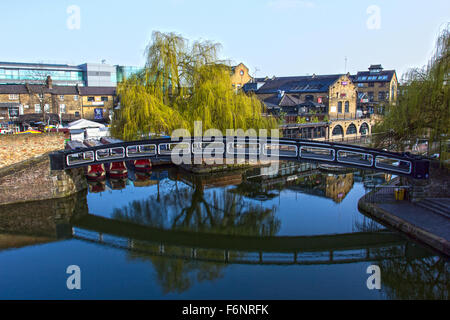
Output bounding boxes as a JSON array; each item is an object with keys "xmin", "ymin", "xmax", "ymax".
[
  {"xmin": 345, "ymin": 101, "xmax": 349, "ymax": 113},
  {"xmin": 88, "ymin": 97, "xmax": 95, "ymax": 102},
  {"xmin": 44, "ymin": 104, "xmax": 50, "ymax": 112},
  {"xmin": 368, "ymin": 92, "xmax": 374, "ymax": 102},
  {"xmin": 38, "ymin": 93, "xmax": 44, "ymax": 99},
  {"xmin": 385, "ymin": 92, "xmax": 390, "ymax": 100},
  {"xmin": 59, "ymin": 95, "xmax": 64, "ymax": 101},
  {"xmin": 75, "ymin": 111, "xmax": 80, "ymax": 117},
  {"xmin": 360, "ymin": 122, "xmax": 369, "ymax": 135},
  {"xmin": 346, "ymin": 124, "xmax": 357, "ymax": 135},
  {"xmin": 368, "ymin": 82, "xmax": 374, "ymax": 87},
  {"xmin": 338, "ymin": 102, "xmax": 342, "ymax": 113},
  {"xmin": 357, "ymin": 83, "xmax": 365, "ymax": 87},
  {"xmin": 35, "ymin": 104, "xmax": 41, "ymax": 113},
  {"xmin": 378, "ymin": 92, "xmax": 385, "ymax": 101},
  {"xmin": 305, "ymin": 95, "xmax": 314, "ymax": 101},
  {"xmin": 74, "ymin": 95, "xmax": 79, "ymax": 101},
  {"xmin": 332, "ymin": 125, "xmax": 343, "ymax": 136},
  {"xmin": 60, "ymin": 104, "xmax": 66, "ymax": 114},
  {"xmin": 379, "ymin": 82, "xmax": 385, "ymax": 87},
  {"xmin": 101, "ymin": 96, "xmax": 109, "ymax": 102},
  {"xmin": 9, "ymin": 94, "xmax": 19, "ymax": 100}
]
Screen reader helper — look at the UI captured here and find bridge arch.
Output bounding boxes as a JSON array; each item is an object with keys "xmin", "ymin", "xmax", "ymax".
[
  {"xmin": 346, "ymin": 123, "xmax": 357, "ymax": 135},
  {"xmin": 360, "ymin": 122, "xmax": 370, "ymax": 135},
  {"xmin": 332, "ymin": 125, "xmax": 344, "ymax": 137}
]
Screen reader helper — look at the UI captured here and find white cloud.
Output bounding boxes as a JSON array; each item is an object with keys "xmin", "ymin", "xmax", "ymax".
[{"xmin": 267, "ymin": 0, "xmax": 315, "ymax": 9}]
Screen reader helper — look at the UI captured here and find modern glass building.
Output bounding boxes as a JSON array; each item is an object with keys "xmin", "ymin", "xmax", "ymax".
[
  {"xmin": 117, "ymin": 66, "xmax": 142, "ymax": 82},
  {"xmin": 0, "ymin": 62, "xmax": 84, "ymax": 86},
  {"xmin": 0, "ymin": 61, "xmax": 141, "ymax": 87}
]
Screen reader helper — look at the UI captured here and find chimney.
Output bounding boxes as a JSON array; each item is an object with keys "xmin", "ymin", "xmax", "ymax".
[{"xmin": 46, "ymin": 76, "xmax": 53, "ymax": 89}]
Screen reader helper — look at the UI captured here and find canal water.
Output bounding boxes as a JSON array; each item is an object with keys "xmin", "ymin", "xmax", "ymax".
[{"xmin": 0, "ymin": 162, "xmax": 448, "ymax": 299}]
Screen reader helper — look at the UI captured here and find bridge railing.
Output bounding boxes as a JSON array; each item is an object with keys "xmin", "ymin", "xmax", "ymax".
[{"xmin": 365, "ymin": 185, "xmax": 411, "ymax": 203}]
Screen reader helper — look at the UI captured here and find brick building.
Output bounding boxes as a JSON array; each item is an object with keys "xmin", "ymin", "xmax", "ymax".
[
  {"xmin": 250, "ymin": 73, "xmax": 359, "ymax": 139},
  {"xmin": 230, "ymin": 63, "xmax": 252, "ymax": 90},
  {"xmin": 351, "ymin": 64, "xmax": 398, "ymax": 116},
  {"xmin": 0, "ymin": 76, "xmax": 116, "ymax": 127}
]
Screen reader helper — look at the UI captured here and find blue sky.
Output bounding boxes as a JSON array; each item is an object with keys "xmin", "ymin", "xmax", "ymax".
[{"xmin": 0, "ymin": 0, "xmax": 449, "ymax": 79}]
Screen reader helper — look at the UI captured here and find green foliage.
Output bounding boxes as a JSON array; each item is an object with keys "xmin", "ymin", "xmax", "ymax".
[
  {"xmin": 311, "ymin": 116, "xmax": 319, "ymax": 123},
  {"xmin": 372, "ymin": 25, "xmax": 450, "ymax": 161},
  {"xmin": 111, "ymin": 31, "xmax": 277, "ymax": 140},
  {"xmin": 296, "ymin": 116, "xmax": 307, "ymax": 124}
]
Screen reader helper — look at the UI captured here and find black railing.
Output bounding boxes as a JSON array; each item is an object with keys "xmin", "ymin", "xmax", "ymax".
[{"xmin": 365, "ymin": 185, "xmax": 411, "ymax": 203}]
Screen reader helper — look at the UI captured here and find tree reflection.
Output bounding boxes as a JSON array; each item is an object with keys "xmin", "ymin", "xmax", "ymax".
[
  {"xmin": 111, "ymin": 175, "xmax": 280, "ymax": 294},
  {"xmin": 112, "ymin": 177, "xmax": 279, "ymax": 236},
  {"xmin": 373, "ymin": 246, "xmax": 448, "ymax": 299}
]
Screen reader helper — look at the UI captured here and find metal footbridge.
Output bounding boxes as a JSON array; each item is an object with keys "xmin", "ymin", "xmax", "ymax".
[{"xmin": 49, "ymin": 137, "xmax": 430, "ymax": 179}]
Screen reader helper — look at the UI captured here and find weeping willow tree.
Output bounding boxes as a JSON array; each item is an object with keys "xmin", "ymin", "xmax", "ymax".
[
  {"xmin": 372, "ymin": 25, "xmax": 450, "ymax": 162},
  {"xmin": 111, "ymin": 31, "xmax": 276, "ymax": 140}
]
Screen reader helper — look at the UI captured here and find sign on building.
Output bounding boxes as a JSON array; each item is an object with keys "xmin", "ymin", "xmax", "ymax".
[{"xmin": 94, "ymin": 108, "xmax": 103, "ymax": 120}]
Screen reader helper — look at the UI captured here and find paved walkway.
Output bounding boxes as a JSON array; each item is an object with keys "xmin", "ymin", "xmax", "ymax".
[
  {"xmin": 378, "ymin": 201, "xmax": 450, "ymax": 243},
  {"xmin": 358, "ymin": 188, "xmax": 450, "ymax": 256}
]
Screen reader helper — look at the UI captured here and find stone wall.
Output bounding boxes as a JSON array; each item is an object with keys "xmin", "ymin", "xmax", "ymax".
[
  {"xmin": 0, "ymin": 132, "xmax": 65, "ymax": 168},
  {"xmin": 0, "ymin": 153, "xmax": 87, "ymax": 206}
]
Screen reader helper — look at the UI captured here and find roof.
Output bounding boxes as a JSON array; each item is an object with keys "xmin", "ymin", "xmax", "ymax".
[
  {"xmin": 257, "ymin": 74, "xmax": 342, "ymax": 94},
  {"xmin": 0, "ymin": 61, "xmax": 81, "ymax": 71},
  {"xmin": 0, "ymin": 84, "xmax": 115, "ymax": 95},
  {"xmin": 351, "ymin": 69, "xmax": 396, "ymax": 83},
  {"xmin": 79, "ymin": 86, "xmax": 116, "ymax": 96},
  {"xmin": 263, "ymin": 94, "xmax": 303, "ymax": 107},
  {"xmin": 17, "ymin": 113, "xmax": 60, "ymax": 123},
  {"xmin": 0, "ymin": 85, "xmax": 28, "ymax": 94},
  {"xmin": 68, "ymin": 119, "xmax": 105, "ymax": 129},
  {"xmin": 369, "ymin": 64, "xmax": 383, "ymax": 70}
]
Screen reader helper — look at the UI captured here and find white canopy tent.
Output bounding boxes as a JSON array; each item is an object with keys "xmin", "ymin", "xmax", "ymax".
[
  {"xmin": 68, "ymin": 119, "xmax": 108, "ymax": 141},
  {"xmin": 68, "ymin": 119, "xmax": 106, "ymax": 130}
]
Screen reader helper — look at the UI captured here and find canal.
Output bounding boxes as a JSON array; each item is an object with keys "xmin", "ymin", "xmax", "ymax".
[{"xmin": 0, "ymin": 162, "xmax": 448, "ymax": 299}]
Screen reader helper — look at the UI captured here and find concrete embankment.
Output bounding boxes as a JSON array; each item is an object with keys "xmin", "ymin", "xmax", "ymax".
[{"xmin": 358, "ymin": 185, "xmax": 450, "ymax": 257}]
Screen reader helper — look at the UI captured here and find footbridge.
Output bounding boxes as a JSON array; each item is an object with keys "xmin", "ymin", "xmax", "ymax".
[{"xmin": 49, "ymin": 137, "xmax": 430, "ymax": 179}]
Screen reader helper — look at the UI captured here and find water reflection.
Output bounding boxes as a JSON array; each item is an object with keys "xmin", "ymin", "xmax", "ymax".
[{"xmin": 0, "ymin": 161, "xmax": 447, "ymax": 299}]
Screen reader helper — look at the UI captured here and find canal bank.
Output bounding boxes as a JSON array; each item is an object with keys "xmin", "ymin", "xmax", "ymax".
[
  {"xmin": 358, "ymin": 177, "xmax": 450, "ymax": 257},
  {"xmin": 0, "ymin": 153, "xmax": 87, "ymax": 206}
]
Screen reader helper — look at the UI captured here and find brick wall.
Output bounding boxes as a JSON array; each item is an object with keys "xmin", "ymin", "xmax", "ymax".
[
  {"xmin": 0, "ymin": 154, "xmax": 87, "ymax": 206},
  {"xmin": 0, "ymin": 132, "xmax": 65, "ymax": 168}
]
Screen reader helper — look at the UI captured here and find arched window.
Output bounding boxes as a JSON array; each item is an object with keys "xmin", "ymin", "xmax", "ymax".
[
  {"xmin": 345, "ymin": 101, "xmax": 349, "ymax": 113},
  {"xmin": 332, "ymin": 125, "xmax": 343, "ymax": 136},
  {"xmin": 338, "ymin": 102, "xmax": 342, "ymax": 113},
  {"xmin": 360, "ymin": 122, "xmax": 369, "ymax": 135},
  {"xmin": 346, "ymin": 123, "xmax": 357, "ymax": 135}
]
